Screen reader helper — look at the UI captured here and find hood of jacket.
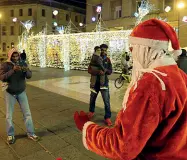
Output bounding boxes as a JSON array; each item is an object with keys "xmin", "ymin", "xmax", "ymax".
[{"xmin": 7, "ymin": 48, "xmax": 20, "ymax": 64}]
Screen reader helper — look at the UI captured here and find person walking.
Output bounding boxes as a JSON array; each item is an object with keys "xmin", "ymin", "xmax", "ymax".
[{"xmin": 87, "ymin": 44, "xmax": 113, "ymax": 126}]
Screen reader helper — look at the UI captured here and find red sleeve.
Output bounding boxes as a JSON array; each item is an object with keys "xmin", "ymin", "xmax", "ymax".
[{"xmin": 82, "ymin": 81, "xmax": 161, "ymax": 159}]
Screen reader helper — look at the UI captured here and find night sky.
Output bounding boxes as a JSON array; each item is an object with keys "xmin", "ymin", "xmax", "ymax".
[{"xmin": 54, "ymin": 0, "xmax": 86, "ymax": 9}]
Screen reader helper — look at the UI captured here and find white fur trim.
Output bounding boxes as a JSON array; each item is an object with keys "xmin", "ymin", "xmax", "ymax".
[
  {"xmin": 169, "ymin": 50, "xmax": 182, "ymax": 61},
  {"xmin": 82, "ymin": 121, "xmax": 95, "ymax": 150},
  {"xmin": 129, "ymin": 36, "xmax": 169, "ymax": 50},
  {"xmin": 172, "ymin": 50, "xmax": 182, "ymax": 56}
]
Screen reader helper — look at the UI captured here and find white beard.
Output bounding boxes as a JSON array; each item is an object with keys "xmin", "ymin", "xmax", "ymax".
[{"xmin": 122, "ymin": 44, "xmax": 176, "ymax": 110}]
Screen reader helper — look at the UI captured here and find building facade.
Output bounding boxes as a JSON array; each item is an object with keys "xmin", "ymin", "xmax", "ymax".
[
  {"xmin": 0, "ymin": 0, "xmax": 86, "ymax": 60},
  {"xmin": 86, "ymin": 0, "xmax": 187, "ymax": 48}
]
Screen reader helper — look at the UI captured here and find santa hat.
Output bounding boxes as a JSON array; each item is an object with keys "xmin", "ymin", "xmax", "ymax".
[{"xmin": 129, "ymin": 19, "xmax": 182, "ymax": 57}]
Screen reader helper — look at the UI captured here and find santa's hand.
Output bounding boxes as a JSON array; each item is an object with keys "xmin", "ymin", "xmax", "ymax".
[{"xmin": 74, "ymin": 111, "xmax": 89, "ymax": 131}]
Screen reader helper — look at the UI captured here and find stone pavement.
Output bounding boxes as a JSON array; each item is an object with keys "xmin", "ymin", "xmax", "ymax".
[{"xmin": 0, "ymin": 67, "xmax": 127, "ymax": 160}]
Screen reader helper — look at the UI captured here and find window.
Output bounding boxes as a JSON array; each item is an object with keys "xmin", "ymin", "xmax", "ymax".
[
  {"xmin": 28, "ymin": 8, "xmax": 32, "ymax": 16},
  {"xmin": 11, "ymin": 42, "xmax": 14, "ymax": 48},
  {"xmin": 2, "ymin": 26, "xmax": 6, "ymax": 35},
  {"xmin": 2, "ymin": 43, "xmax": 6, "ymax": 52},
  {"xmin": 42, "ymin": 9, "xmax": 45, "ymax": 17},
  {"xmin": 75, "ymin": 15, "xmax": 78, "ymax": 22},
  {"xmin": 52, "ymin": 27, "xmax": 56, "ymax": 33},
  {"xmin": 10, "ymin": 26, "xmax": 14, "ymax": 35},
  {"xmin": 83, "ymin": 16, "xmax": 86, "ymax": 23},
  {"xmin": 10, "ymin": 10, "xmax": 14, "ymax": 17},
  {"xmin": 52, "ymin": 13, "xmax": 55, "ymax": 19},
  {"xmin": 66, "ymin": 14, "xmax": 69, "ymax": 21},
  {"xmin": 164, "ymin": 0, "xmax": 174, "ymax": 10},
  {"xmin": 19, "ymin": 9, "xmax": 23, "ymax": 16},
  {"xmin": 115, "ymin": 6, "xmax": 122, "ymax": 19}
]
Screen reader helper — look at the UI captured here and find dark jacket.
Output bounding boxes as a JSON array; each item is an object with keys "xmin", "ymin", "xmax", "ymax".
[
  {"xmin": 20, "ymin": 52, "xmax": 26, "ymax": 61},
  {"xmin": 177, "ymin": 56, "xmax": 187, "ymax": 74},
  {"xmin": 90, "ymin": 53, "xmax": 105, "ymax": 71},
  {"xmin": 0, "ymin": 54, "xmax": 32, "ymax": 95},
  {"xmin": 88, "ymin": 56, "xmax": 112, "ymax": 88}
]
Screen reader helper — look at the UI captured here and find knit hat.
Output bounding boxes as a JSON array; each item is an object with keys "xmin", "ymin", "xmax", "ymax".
[{"xmin": 129, "ymin": 19, "xmax": 182, "ymax": 57}]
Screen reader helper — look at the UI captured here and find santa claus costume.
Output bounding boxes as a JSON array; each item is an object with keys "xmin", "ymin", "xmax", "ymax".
[{"xmin": 74, "ymin": 19, "xmax": 187, "ymax": 160}]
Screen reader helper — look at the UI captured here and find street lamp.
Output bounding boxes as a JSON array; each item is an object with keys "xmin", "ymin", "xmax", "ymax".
[
  {"xmin": 53, "ymin": 22, "xmax": 58, "ymax": 27},
  {"xmin": 182, "ymin": 16, "xmax": 187, "ymax": 22},
  {"xmin": 79, "ymin": 23, "xmax": 83, "ymax": 27},
  {"xmin": 12, "ymin": 17, "xmax": 18, "ymax": 23},
  {"xmin": 53, "ymin": 10, "xmax": 58, "ymax": 16},
  {"xmin": 92, "ymin": 17, "xmax": 96, "ymax": 22},
  {"xmin": 177, "ymin": 2, "xmax": 185, "ymax": 8},
  {"xmin": 164, "ymin": 6, "xmax": 171, "ymax": 12},
  {"xmin": 177, "ymin": 1, "xmax": 185, "ymax": 39},
  {"xmin": 96, "ymin": 6, "xmax": 102, "ymax": 13}
]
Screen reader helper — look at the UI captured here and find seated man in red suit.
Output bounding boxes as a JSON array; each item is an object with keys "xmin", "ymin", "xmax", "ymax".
[{"xmin": 74, "ymin": 19, "xmax": 187, "ymax": 160}]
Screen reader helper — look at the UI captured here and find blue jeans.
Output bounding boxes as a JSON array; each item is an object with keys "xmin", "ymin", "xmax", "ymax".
[
  {"xmin": 89, "ymin": 89, "xmax": 111, "ymax": 119},
  {"xmin": 4, "ymin": 91, "xmax": 35, "ymax": 136}
]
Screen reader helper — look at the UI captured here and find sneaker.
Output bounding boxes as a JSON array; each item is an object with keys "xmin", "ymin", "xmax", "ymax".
[
  {"xmin": 104, "ymin": 118, "xmax": 112, "ymax": 126},
  {"xmin": 100, "ymin": 86, "xmax": 108, "ymax": 90},
  {"xmin": 28, "ymin": 134, "xmax": 40, "ymax": 142},
  {"xmin": 90, "ymin": 88, "xmax": 97, "ymax": 94},
  {"xmin": 87, "ymin": 112, "xmax": 94, "ymax": 119},
  {"xmin": 7, "ymin": 136, "xmax": 15, "ymax": 144}
]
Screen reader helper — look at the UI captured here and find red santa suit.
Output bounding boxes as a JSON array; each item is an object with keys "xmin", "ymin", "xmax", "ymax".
[{"xmin": 81, "ymin": 19, "xmax": 187, "ymax": 160}]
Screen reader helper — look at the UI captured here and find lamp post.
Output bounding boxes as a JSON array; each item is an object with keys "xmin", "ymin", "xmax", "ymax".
[{"xmin": 177, "ymin": 1, "xmax": 185, "ymax": 40}]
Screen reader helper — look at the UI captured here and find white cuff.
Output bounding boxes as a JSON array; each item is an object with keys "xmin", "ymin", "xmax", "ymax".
[
  {"xmin": 82, "ymin": 121, "xmax": 95, "ymax": 150},
  {"xmin": 172, "ymin": 49, "xmax": 182, "ymax": 56}
]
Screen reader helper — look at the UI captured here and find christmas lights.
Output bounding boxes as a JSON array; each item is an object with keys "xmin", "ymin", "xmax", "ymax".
[
  {"xmin": 20, "ymin": 20, "xmax": 34, "ymax": 33},
  {"xmin": 135, "ymin": 0, "xmax": 155, "ymax": 25},
  {"xmin": 26, "ymin": 30, "xmax": 131, "ymax": 72}
]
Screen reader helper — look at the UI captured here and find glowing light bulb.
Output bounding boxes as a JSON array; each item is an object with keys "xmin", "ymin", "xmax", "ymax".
[
  {"xmin": 79, "ymin": 23, "xmax": 83, "ymax": 27},
  {"xmin": 165, "ymin": 6, "xmax": 171, "ymax": 12},
  {"xmin": 53, "ymin": 10, "xmax": 58, "ymax": 16},
  {"xmin": 96, "ymin": 6, "xmax": 102, "ymax": 13},
  {"xmin": 53, "ymin": 22, "xmax": 58, "ymax": 26},
  {"xmin": 13, "ymin": 17, "xmax": 17, "ymax": 22},
  {"xmin": 177, "ymin": 2, "xmax": 185, "ymax": 9},
  {"xmin": 182, "ymin": 16, "xmax": 187, "ymax": 22},
  {"xmin": 92, "ymin": 17, "xmax": 96, "ymax": 22}
]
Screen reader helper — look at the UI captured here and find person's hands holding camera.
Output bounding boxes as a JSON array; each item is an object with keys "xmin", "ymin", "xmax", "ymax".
[
  {"xmin": 13, "ymin": 65, "xmax": 21, "ymax": 72},
  {"xmin": 21, "ymin": 66, "xmax": 29, "ymax": 72}
]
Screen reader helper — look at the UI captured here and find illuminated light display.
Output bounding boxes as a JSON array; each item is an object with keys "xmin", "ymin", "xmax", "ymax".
[{"xmin": 26, "ymin": 30, "xmax": 132, "ymax": 72}]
